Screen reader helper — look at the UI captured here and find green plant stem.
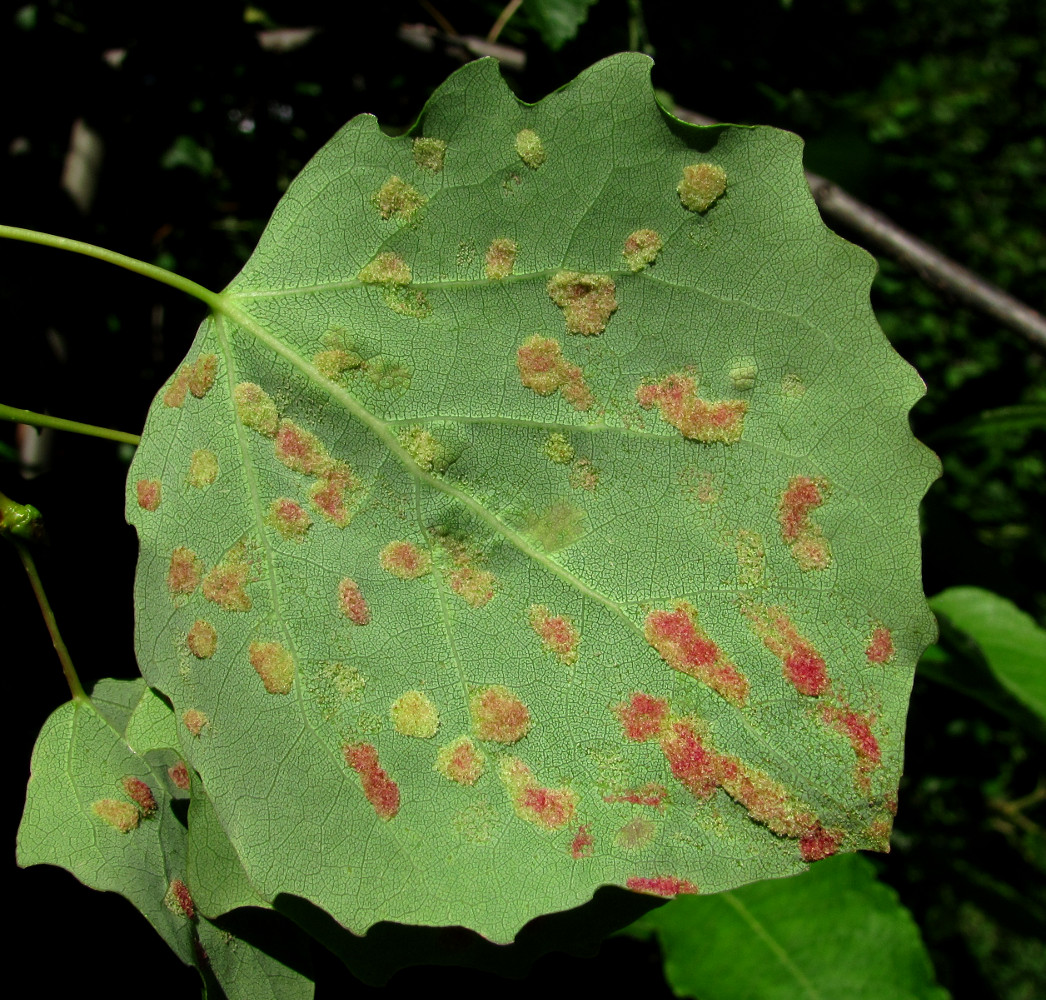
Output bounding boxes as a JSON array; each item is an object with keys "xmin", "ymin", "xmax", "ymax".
[
  {"xmin": 487, "ymin": 0, "xmax": 523, "ymax": 44},
  {"xmin": 0, "ymin": 494, "xmax": 87, "ymax": 703},
  {"xmin": 0, "ymin": 403, "xmax": 141, "ymax": 446},
  {"xmin": 0, "ymin": 224, "xmax": 224, "ymax": 313}
]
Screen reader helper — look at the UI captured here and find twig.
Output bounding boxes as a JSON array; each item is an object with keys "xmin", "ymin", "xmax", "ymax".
[
  {"xmin": 670, "ymin": 106, "xmax": 1046, "ymax": 351},
  {"xmin": 488, "ymin": 0, "xmax": 524, "ymax": 45}
]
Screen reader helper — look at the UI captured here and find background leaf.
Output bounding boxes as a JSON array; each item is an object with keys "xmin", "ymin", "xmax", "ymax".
[
  {"xmin": 627, "ymin": 853, "xmax": 949, "ymax": 1000},
  {"xmin": 17, "ymin": 681, "xmax": 313, "ymax": 999},
  {"xmin": 928, "ymin": 587, "xmax": 1046, "ymax": 723},
  {"xmin": 126, "ymin": 52, "xmax": 937, "ymax": 942},
  {"xmin": 523, "ymin": 0, "xmax": 602, "ymax": 50}
]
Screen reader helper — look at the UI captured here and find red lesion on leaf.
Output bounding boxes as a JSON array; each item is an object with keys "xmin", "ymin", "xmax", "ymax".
[
  {"xmin": 167, "ymin": 547, "xmax": 202, "ymax": 597},
  {"xmin": 626, "ymin": 875, "xmax": 699, "ymax": 897},
  {"xmin": 778, "ymin": 475, "xmax": 832, "ymax": 571},
  {"xmin": 546, "ymin": 271, "xmax": 617, "ymax": 335},
  {"xmin": 742, "ymin": 603, "xmax": 830, "ymax": 697},
  {"xmin": 122, "ymin": 777, "xmax": 157, "ymax": 817},
  {"xmin": 266, "ymin": 498, "xmax": 312, "ymax": 541},
  {"xmin": 660, "ymin": 719, "xmax": 719, "ymax": 799},
  {"xmin": 435, "ymin": 736, "xmax": 485, "ymax": 785},
  {"xmin": 169, "ymin": 761, "xmax": 191, "ymax": 791},
  {"xmin": 499, "ymin": 757, "xmax": 578, "ymax": 831},
  {"xmin": 570, "ymin": 824, "xmax": 594, "ymax": 859},
  {"xmin": 822, "ymin": 704, "xmax": 881, "ymax": 771},
  {"xmin": 470, "ymin": 685, "xmax": 531, "ymax": 743},
  {"xmin": 136, "ymin": 479, "xmax": 162, "ymax": 511},
  {"xmin": 310, "ymin": 461, "xmax": 358, "ymax": 527},
  {"xmin": 343, "ymin": 743, "xmax": 400, "ymax": 820},
  {"xmin": 636, "ymin": 373, "xmax": 747, "ymax": 444},
  {"xmin": 202, "ymin": 542, "xmax": 253, "ymax": 612},
  {"xmin": 603, "ymin": 783, "xmax": 669, "ymax": 810},
  {"xmin": 516, "ymin": 335, "xmax": 594, "ymax": 411},
  {"xmin": 164, "ymin": 355, "xmax": 217, "ymax": 407},
  {"xmin": 622, "ymin": 229, "xmax": 662, "ymax": 271},
  {"xmin": 866, "ymin": 625, "xmax": 895, "ymax": 664},
  {"xmin": 183, "ymin": 709, "xmax": 208, "ymax": 736},
  {"xmin": 644, "ymin": 602, "xmax": 750, "ymax": 706},
  {"xmin": 715, "ymin": 754, "xmax": 815, "ymax": 838},
  {"xmin": 248, "ymin": 641, "xmax": 295, "ymax": 695},
  {"xmin": 436, "ymin": 534, "xmax": 497, "ymax": 608},
  {"xmin": 799, "ymin": 825, "xmax": 841, "ymax": 861},
  {"xmin": 165, "ymin": 879, "xmax": 195, "ymax": 919},
  {"xmin": 163, "ymin": 367, "xmax": 191, "ymax": 408},
  {"xmin": 528, "ymin": 604, "xmax": 580, "ymax": 665},
  {"xmin": 615, "ymin": 692, "xmax": 670, "ymax": 743},
  {"xmin": 380, "ymin": 540, "xmax": 432, "ymax": 580},
  {"xmin": 338, "ymin": 578, "xmax": 370, "ymax": 625},
  {"xmin": 275, "ymin": 420, "xmax": 329, "ymax": 476}
]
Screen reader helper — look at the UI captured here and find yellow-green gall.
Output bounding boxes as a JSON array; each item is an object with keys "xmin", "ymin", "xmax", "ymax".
[
  {"xmin": 186, "ymin": 620, "xmax": 218, "ymax": 659},
  {"xmin": 358, "ymin": 252, "xmax": 412, "ymax": 286},
  {"xmin": 622, "ymin": 229, "xmax": 663, "ymax": 271},
  {"xmin": 399, "ymin": 426, "xmax": 450, "ymax": 472},
  {"xmin": 92, "ymin": 799, "xmax": 140, "ymax": 833},
  {"xmin": 249, "ymin": 641, "xmax": 295, "ymax": 695},
  {"xmin": 382, "ymin": 286, "xmax": 431, "ymax": 318},
  {"xmin": 391, "ymin": 690, "xmax": 439, "ymax": 738},
  {"xmin": 678, "ymin": 162, "xmax": 727, "ymax": 212},
  {"xmin": 730, "ymin": 358, "xmax": 758, "ymax": 391},
  {"xmin": 412, "ymin": 137, "xmax": 447, "ymax": 172},
  {"xmin": 233, "ymin": 382, "xmax": 278, "ymax": 436},
  {"xmin": 314, "ymin": 348, "xmax": 363, "ymax": 380},
  {"xmin": 547, "ymin": 271, "xmax": 617, "ymax": 335},
  {"xmin": 543, "ymin": 433, "xmax": 574, "ymax": 465},
  {"xmin": 188, "ymin": 449, "xmax": 219, "ymax": 488},
  {"xmin": 485, "ymin": 238, "xmax": 517, "ymax": 280},
  {"xmin": 515, "ymin": 129, "xmax": 546, "ymax": 168},
  {"xmin": 373, "ymin": 176, "xmax": 427, "ymax": 220}
]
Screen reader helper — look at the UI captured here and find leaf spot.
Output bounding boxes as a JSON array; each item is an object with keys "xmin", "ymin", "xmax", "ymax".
[
  {"xmin": 637, "ymin": 374, "xmax": 747, "ymax": 444},
  {"xmin": 499, "ymin": 757, "xmax": 577, "ymax": 830},
  {"xmin": 168, "ymin": 761, "xmax": 191, "ymax": 790},
  {"xmin": 183, "ymin": 709, "xmax": 208, "ymax": 737},
  {"xmin": 677, "ymin": 163, "xmax": 726, "ymax": 213},
  {"xmin": 742, "ymin": 604, "xmax": 830, "ymax": 697},
  {"xmin": 528, "ymin": 604, "xmax": 579, "ymax": 665},
  {"xmin": 866, "ymin": 625, "xmax": 894, "ymax": 665},
  {"xmin": 373, "ymin": 176, "xmax": 426, "ymax": 221},
  {"xmin": 136, "ymin": 478, "xmax": 162, "ymax": 511},
  {"xmin": 412, "ymin": 137, "xmax": 446, "ymax": 172},
  {"xmin": 202, "ymin": 542, "xmax": 253, "ymax": 612},
  {"xmin": 736, "ymin": 529, "xmax": 765, "ymax": 587},
  {"xmin": 167, "ymin": 547, "xmax": 203, "ymax": 597},
  {"xmin": 379, "ymin": 540, "xmax": 432, "ymax": 580},
  {"xmin": 266, "ymin": 497, "xmax": 312, "ymax": 542},
  {"xmin": 338, "ymin": 578, "xmax": 371, "ymax": 625},
  {"xmin": 626, "ymin": 875, "xmax": 699, "ymax": 897},
  {"xmin": 233, "ymin": 382, "xmax": 279, "ymax": 436},
  {"xmin": 164, "ymin": 879, "xmax": 195, "ymax": 919},
  {"xmin": 571, "ymin": 824, "xmax": 595, "ymax": 859},
  {"xmin": 622, "ymin": 229, "xmax": 662, "ymax": 271},
  {"xmin": 547, "ymin": 271, "xmax": 617, "ymax": 335},
  {"xmin": 92, "ymin": 798, "xmax": 140, "ymax": 833},
  {"xmin": 248, "ymin": 640, "xmax": 296, "ymax": 695},
  {"xmin": 616, "ymin": 818, "xmax": 657, "ymax": 850},
  {"xmin": 527, "ymin": 499, "xmax": 586, "ymax": 553},
  {"xmin": 357, "ymin": 252, "xmax": 412, "ymax": 286},
  {"xmin": 470, "ymin": 685, "xmax": 531, "ymax": 743},
  {"xmin": 343, "ymin": 743, "xmax": 400, "ymax": 820},
  {"xmin": 615, "ymin": 692, "xmax": 670, "ymax": 743},
  {"xmin": 484, "ymin": 238, "xmax": 516, "ymax": 279},
  {"xmin": 188, "ymin": 449, "xmax": 219, "ymax": 488},
  {"xmin": 516, "ymin": 335, "xmax": 594, "ymax": 411},
  {"xmin": 391, "ymin": 689, "xmax": 439, "ymax": 738},
  {"xmin": 542, "ymin": 432, "xmax": 574, "ymax": 465},
  {"xmin": 122, "ymin": 776, "xmax": 157, "ymax": 817},
  {"xmin": 514, "ymin": 129, "xmax": 546, "ymax": 169},
  {"xmin": 435, "ymin": 736, "xmax": 486, "ymax": 785},
  {"xmin": 779, "ymin": 475, "xmax": 832, "ymax": 571},
  {"xmin": 186, "ymin": 620, "xmax": 218, "ymax": 659}
]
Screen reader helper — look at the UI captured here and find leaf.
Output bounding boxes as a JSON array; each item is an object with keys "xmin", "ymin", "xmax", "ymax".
[
  {"xmin": 929, "ymin": 587, "xmax": 1046, "ymax": 723},
  {"xmin": 523, "ymin": 0, "xmax": 601, "ymax": 50},
  {"xmin": 126, "ymin": 53, "xmax": 938, "ymax": 943},
  {"xmin": 17, "ymin": 682, "xmax": 314, "ymax": 999},
  {"xmin": 627, "ymin": 853, "xmax": 949, "ymax": 1000}
]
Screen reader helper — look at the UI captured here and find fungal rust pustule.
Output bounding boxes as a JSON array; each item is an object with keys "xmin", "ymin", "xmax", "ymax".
[
  {"xmin": 266, "ymin": 498, "xmax": 312, "ymax": 542},
  {"xmin": 391, "ymin": 690, "xmax": 439, "ymax": 738},
  {"xmin": 164, "ymin": 879, "xmax": 195, "ymax": 919},
  {"xmin": 183, "ymin": 709, "xmax": 209, "ymax": 737},
  {"xmin": 373, "ymin": 176, "xmax": 426, "ymax": 220},
  {"xmin": 186, "ymin": 620, "xmax": 218, "ymax": 659},
  {"xmin": 528, "ymin": 604, "xmax": 580, "ymax": 665},
  {"xmin": 188, "ymin": 449, "xmax": 219, "ymax": 488},
  {"xmin": 234, "ymin": 382, "xmax": 278, "ymax": 435},
  {"xmin": 742, "ymin": 604, "xmax": 830, "ymax": 697},
  {"xmin": 516, "ymin": 336, "xmax": 594, "ymax": 411},
  {"xmin": 167, "ymin": 547, "xmax": 202, "ymax": 597},
  {"xmin": 338, "ymin": 578, "xmax": 370, "ymax": 625},
  {"xmin": 343, "ymin": 743, "xmax": 400, "ymax": 820},
  {"xmin": 622, "ymin": 229, "xmax": 662, "ymax": 271},
  {"xmin": 499, "ymin": 757, "xmax": 577, "ymax": 831},
  {"xmin": 136, "ymin": 479, "xmax": 161, "ymax": 511},
  {"xmin": 248, "ymin": 641, "xmax": 295, "ymax": 695},
  {"xmin": 470, "ymin": 684, "xmax": 531, "ymax": 743},
  {"xmin": 677, "ymin": 163, "xmax": 726, "ymax": 212},
  {"xmin": 92, "ymin": 799, "xmax": 139, "ymax": 833},
  {"xmin": 485, "ymin": 238, "xmax": 516, "ymax": 279},
  {"xmin": 379, "ymin": 540, "xmax": 432, "ymax": 579},
  {"xmin": 202, "ymin": 544, "xmax": 252, "ymax": 611},
  {"xmin": 546, "ymin": 271, "xmax": 617, "ymax": 335},
  {"xmin": 122, "ymin": 777, "xmax": 156, "ymax": 817},
  {"xmin": 435, "ymin": 736, "xmax": 485, "ymax": 785},
  {"xmin": 412, "ymin": 137, "xmax": 446, "ymax": 172},
  {"xmin": 779, "ymin": 475, "xmax": 833, "ymax": 571},
  {"xmin": 514, "ymin": 129, "xmax": 546, "ymax": 168},
  {"xmin": 358, "ymin": 252, "xmax": 412, "ymax": 285},
  {"xmin": 637, "ymin": 374, "xmax": 747, "ymax": 444}
]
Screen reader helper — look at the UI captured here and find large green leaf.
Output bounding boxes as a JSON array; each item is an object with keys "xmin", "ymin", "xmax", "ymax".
[
  {"xmin": 627, "ymin": 853, "xmax": 949, "ymax": 1000},
  {"xmin": 126, "ymin": 53, "xmax": 937, "ymax": 943},
  {"xmin": 17, "ymin": 680, "xmax": 313, "ymax": 999}
]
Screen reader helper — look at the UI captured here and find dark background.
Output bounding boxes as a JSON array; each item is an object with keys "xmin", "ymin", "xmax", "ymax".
[{"xmin": 4, "ymin": 2, "xmax": 1043, "ymax": 996}]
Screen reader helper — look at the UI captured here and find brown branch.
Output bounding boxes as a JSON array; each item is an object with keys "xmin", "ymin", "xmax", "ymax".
[{"xmin": 671, "ymin": 106, "xmax": 1046, "ymax": 351}]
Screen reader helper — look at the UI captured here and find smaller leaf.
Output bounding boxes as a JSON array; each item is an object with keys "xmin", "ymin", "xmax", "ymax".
[
  {"xmin": 627, "ymin": 854, "xmax": 948, "ymax": 1000},
  {"xmin": 524, "ymin": 0, "xmax": 601, "ymax": 50},
  {"xmin": 929, "ymin": 587, "xmax": 1046, "ymax": 723}
]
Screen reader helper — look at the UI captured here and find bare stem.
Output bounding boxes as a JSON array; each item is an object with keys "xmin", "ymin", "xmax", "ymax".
[
  {"xmin": 0, "ymin": 403, "xmax": 140, "ymax": 446},
  {"xmin": 488, "ymin": 0, "xmax": 524, "ymax": 44}
]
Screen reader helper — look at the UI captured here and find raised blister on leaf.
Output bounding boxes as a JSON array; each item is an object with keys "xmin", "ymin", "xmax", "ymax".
[{"xmin": 677, "ymin": 163, "xmax": 726, "ymax": 212}]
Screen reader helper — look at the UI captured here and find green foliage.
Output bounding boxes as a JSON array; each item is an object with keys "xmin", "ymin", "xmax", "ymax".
[
  {"xmin": 523, "ymin": 0, "xmax": 602, "ymax": 50},
  {"xmin": 628, "ymin": 853, "xmax": 948, "ymax": 1000},
  {"xmin": 117, "ymin": 51, "xmax": 936, "ymax": 945},
  {"xmin": 17, "ymin": 679, "xmax": 312, "ymax": 998}
]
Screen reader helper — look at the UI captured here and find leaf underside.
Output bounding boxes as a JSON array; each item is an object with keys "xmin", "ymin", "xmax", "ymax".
[{"xmin": 125, "ymin": 53, "xmax": 938, "ymax": 942}]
